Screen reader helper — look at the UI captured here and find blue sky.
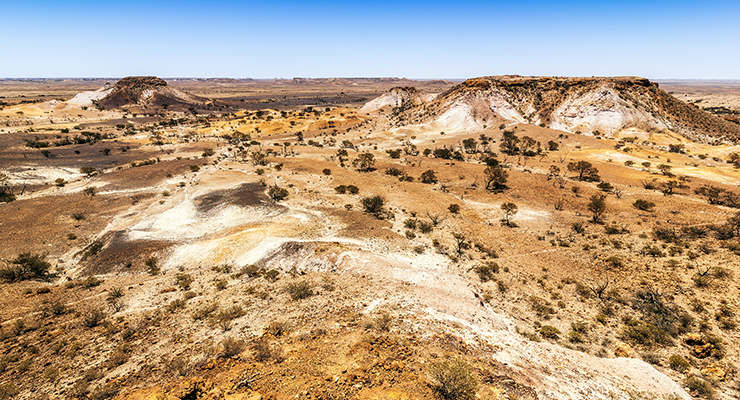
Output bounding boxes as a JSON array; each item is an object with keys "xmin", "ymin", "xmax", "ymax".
[{"xmin": 2, "ymin": 0, "xmax": 739, "ymax": 79}]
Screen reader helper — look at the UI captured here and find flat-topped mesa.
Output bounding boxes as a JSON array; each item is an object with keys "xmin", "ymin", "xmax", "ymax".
[
  {"xmin": 112, "ymin": 76, "xmax": 169, "ymax": 89},
  {"xmin": 459, "ymin": 75, "xmax": 653, "ymax": 89},
  {"xmin": 381, "ymin": 75, "xmax": 740, "ymax": 143}
]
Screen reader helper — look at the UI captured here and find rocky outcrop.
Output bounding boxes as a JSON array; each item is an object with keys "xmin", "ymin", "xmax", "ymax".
[{"xmin": 360, "ymin": 86, "xmax": 435, "ymax": 113}]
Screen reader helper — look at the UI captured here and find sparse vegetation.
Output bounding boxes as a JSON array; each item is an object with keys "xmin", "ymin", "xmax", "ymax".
[
  {"xmin": 428, "ymin": 359, "xmax": 478, "ymax": 400},
  {"xmin": 268, "ymin": 185, "xmax": 289, "ymax": 201},
  {"xmin": 361, "ymin": 195, "xmax": 386, "ymax": 218}
]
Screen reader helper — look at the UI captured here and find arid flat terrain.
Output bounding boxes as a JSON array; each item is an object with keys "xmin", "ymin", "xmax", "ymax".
[{"xmin": 1, "ymin": 76, "xmax": 740, "ymax": 400}]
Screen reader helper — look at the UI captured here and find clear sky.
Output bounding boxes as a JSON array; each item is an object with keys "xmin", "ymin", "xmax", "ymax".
[{"xmin": 2, "ymin": 0, "xmax": 739, "ymax": 79}]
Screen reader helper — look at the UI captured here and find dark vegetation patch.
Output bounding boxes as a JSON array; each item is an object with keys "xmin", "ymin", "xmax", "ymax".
[
  {"xmin": 79, "ymin": 231, "xmax": 171, "ymax": 275},
  {"xmin": 193, "ymin": 183, "xmax": 279, "ymax": 214}
]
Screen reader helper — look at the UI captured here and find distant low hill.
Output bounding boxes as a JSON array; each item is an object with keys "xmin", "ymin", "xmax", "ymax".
[{"xmin": 373, "ymin": 76, "xmax": 740, "ymax": 143}]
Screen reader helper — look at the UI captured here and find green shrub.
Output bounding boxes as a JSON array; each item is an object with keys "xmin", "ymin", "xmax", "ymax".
[
  {"xmin": 568, "ymin": 331, "xmax": 585, "ymax": 343},
  {"xmin": 428, "ymin": 359, "xmax": 478, "ymax": 400},
  {"xmin": 633, "ymin": 199, "xmax": 656, "ymax": 211},
  {"xmin": 668, "ymin": 354, "xmax": 690, "ymax": 372},
  {"xmin": 266, "ymin": 321, "xmax": 291, "ymax": 337},
  {"xmin": 81, "ymin": 276, "xmax": 103, "ymax": 289},
  {"xmin": 539, "ymin": 325, "xmax": 561, "ymax": 339},
  {"xmin": 264, "ymin": 269, "xmax": 280, "ymax": 282},
  {"xmin": 621, "ymin": 319, "xmax": 672, "ymax": 347},
  {"xmin": 213, "ymin": 279, "xmax": 228, "ymax": 291},
  {"xmin": 683, "ymin": 376, "xmax": 713, "ymax": 399},
  {"xmin": 286, "ymin": 280, "xmax": 314, "ymax": 301}
]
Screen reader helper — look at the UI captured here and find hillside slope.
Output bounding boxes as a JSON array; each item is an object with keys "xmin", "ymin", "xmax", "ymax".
[{"xmin": 384, "ymin": 76, "xmax": 740, "ymax": 143}]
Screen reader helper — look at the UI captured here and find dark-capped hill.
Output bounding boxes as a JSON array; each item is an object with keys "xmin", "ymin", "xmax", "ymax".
[
  {"xmin": 389, "ymin": 75, "xmax": 740, "ymax": 143},
  {"xmin": 93, "ymin": 76, "xmax": 209, "ymax": 111}
]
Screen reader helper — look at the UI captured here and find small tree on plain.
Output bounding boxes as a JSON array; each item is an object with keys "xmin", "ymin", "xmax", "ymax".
[
  {"xmin": 420, "ymin": 169, "xmax": 438, "ymax": 184},
  {"xmin": 361, "ymin": 195, "xmax": 386, "ymax": 219},
  {"xmin": 567, "ymin": 161, "xmax": 600, "ymax": 181},
  {"xmin": 484, "ymin": 166, "xmax": 508, "ymax": 192},
  {"xmin": 353, "ymin": 153, "xmax": 375, "ymax": 172},
  {"xmin": 500, "ymin": 202, "xmax": 518, "ymax": 226},
  {"xmin": 588, "ymin": 194, "xmax": 607, "ymax": 223}
]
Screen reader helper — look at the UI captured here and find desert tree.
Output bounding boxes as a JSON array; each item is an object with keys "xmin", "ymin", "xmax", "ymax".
[
  {"xmin": 500, "ymin": 202, "xmax": 518, "ymax": 227},
  {"xmin": 420, "ymin": 169, "xmax": 438, "ymax": 184},
  {"xmin": 587, "ymin": 194, "xmax": 607, "ymax": 223},
  {"xmin": 499, "ymin": 131, "xmax": 519, "ymax": 155},
  {"xmin": 519, "ymin": 136, "xmax": 540, "ymax": 156},
  {"xmin": 633, "ymin": 199, "xmax": 655, "ymax": 212},
  {"xmin": 251, "ymin": 150, "xmax": 267, "ymax": 166},
  {"xmin": 353, "ymin": 152, "xmax": 375, "ymax": 172},
  {"xmin": 462, "ymin": 138, "xmax": 477, "ymax": 153},
  {"xmin": 661, "ymin": 180, "xmax": 684, "ymax": 196},
  {"xmin": 484, "ymin": 166, "xmax": 508, "ymax": 192},
  {"xmin": 567, "ymin": 161, "xmax": 600, "ymax": 182},
  {"xmin": 695, "ymin": 185, "xmax": 725, "ymax": 204},
  {"xmin": 426, "ymin": 210, "xmax": 446, "ymax": 227},
  {"xmin": 361, "ymin": 195, "xmax": 386, "ymax": 218},
  {"xmin": 586, "ymin": 267, "xmax": 617, "ymax": 300},
  {"xmin": 452, "ymin": 233, "xmax": 471, "ymax": 258},
  {"xmin": 657, "ymin": 164, "xmax": 673, "ymax": 176}
]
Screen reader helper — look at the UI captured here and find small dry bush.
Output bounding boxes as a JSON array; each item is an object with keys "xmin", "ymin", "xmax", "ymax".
[
  {"xmin": 668, "ymin": 354, "xmax": 690, "ymax": 372},
  {"xmin": 266, "ymin": 321, "xmax": 290, "ymax": 337},
  {"xmin": 428, "ymin": 359, "xmax": 477, "ymax": 400},
  {"xmin": 683, "ymin": 376, "xmax": 714, "ymax": 399},
  {"xmin": 221, "ymin": 336, "xmax": 246, "ymax": 358},
  {"xmin": 539, "ymin": 325, "xmax": 560, "ymax": 339},
  {"xmin": 82, "ymin": 307, "xmax": 106, "ymax": 328},
  {"xmin": 286, "ymin": 280, "xmax": 314, "ymax": 300}
]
